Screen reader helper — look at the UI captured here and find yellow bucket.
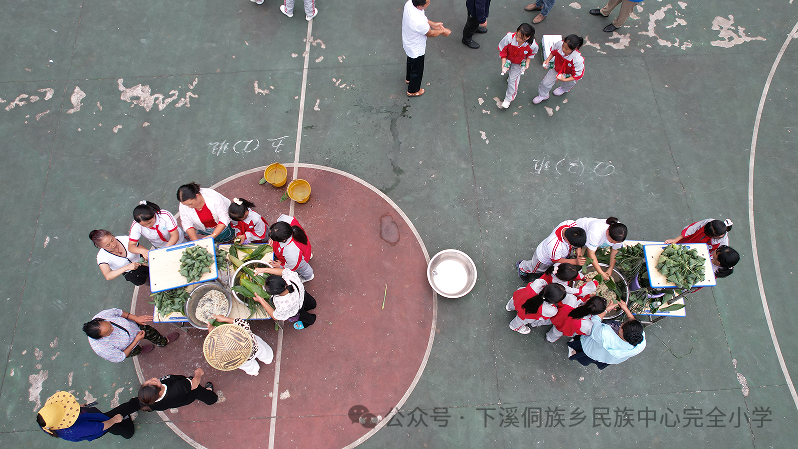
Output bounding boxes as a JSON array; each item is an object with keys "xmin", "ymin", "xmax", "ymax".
[
  {"xmin": 287, "ymin": 179, "xmax": 311, "ymax": 203},
  {"xmin": 263, "ymin": 163, "xmax": 287, "ymax": 187}
]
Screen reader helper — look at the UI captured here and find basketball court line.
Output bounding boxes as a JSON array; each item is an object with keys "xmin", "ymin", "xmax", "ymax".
[{"xmin": 748, "ymin": 21, "xmax": 798, "ymax": 410}]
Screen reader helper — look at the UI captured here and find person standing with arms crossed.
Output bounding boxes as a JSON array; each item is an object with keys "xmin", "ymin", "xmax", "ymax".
[{"xmin": 403, "ymin": 0, "xmax": 451, "ymax": 97}]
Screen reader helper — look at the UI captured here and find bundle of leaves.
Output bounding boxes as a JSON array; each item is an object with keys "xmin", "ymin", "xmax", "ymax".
[
  {"xmin": 180, "ymin": 246, "xmax": 214, "ymax": 282},
  {"xmin": 150, "ymin": 287, "xmax": 190, "ymax": 316},
  {"xmin": 656, "ymin": 244, "xmax": 706, "ymax": 289},
  {"xmin": 232, "ymin": 264, "xmax": 272, "ymax": 318},
  {"xmin": 614, "ymin": 243, "xmax": 645, "ymax": 279}
]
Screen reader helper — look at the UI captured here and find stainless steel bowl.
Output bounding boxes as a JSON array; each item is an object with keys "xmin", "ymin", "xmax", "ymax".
[
  {"xmin": 427, "ymin": 249, "xmax": 477, "ymax": 298},
  {"xmin": 230, "ymin": 260, "xmax": 271, "ymax": 305},
  {"xmin": 185, "ymin": 282, "xmax": 233, "ymax": 329},
  {"xmin": 583, "ymin": 263, "xmax": 629, "ymax": 320}
]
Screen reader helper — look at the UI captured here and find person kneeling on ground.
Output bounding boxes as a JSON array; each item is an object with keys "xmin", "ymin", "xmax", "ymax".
[
  {"xmin": 567, "ymin": 300, "xmax": 645, "ymax": 369},
  {"xmin": 113, "ymin": 368, "xmax": 217, "ymax": 416},
  {"xmin": 36, "ymin": 391, "xmax": 134, "ymax": 442},
  {"xmin": 204, "ymin": 317, "xmax": 274, "ymax": 376},
  {"xmin": 83, "ymin": 308, "xmax": 179, "ymax": 363}
]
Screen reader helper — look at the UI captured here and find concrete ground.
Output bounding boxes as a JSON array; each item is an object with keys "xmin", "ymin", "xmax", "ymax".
[{"xmin": 1, "ymin": 0, "xmax": 796, "ymax": 448}]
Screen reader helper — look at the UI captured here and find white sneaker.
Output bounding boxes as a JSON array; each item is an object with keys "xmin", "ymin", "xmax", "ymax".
[
  {"xmin": 303, "ymin": 273, "xmax": 314, "ymax": 282},
  {"xmin": 505, "ymin": 299, "xmax": 514, "ymax": 312},
  {"xmin": 306, "ymin": 7, "xmax": 318, "ymax": 21},
  {"xmin": 280, "ymin": 5, "xmax": 293, "ymax": 17},
  {"xmin": 532, "ymin": 95, "xmax": 547, "ymax": 104},
  {"xmin": 501, "ymin": 100, "xmax": 510, "ymax": 109},
  {"xmin": 255, "ymin": 0, "xmax": 264, "ymax": 3},
  {"xmin": 510, "ymin": 323, "xmax": 531, "ymax": 334},
  {"xmin": 553, "ymin": 87, "xmax": 566, "ymax": 96}
]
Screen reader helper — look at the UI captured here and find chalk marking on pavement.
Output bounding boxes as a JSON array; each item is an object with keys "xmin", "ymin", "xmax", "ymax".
[{"xmin": 748, "ymin": 21, "xmax": 798, "ymax": 410}]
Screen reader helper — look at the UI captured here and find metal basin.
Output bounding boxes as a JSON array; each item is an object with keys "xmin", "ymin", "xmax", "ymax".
[
  {"xmin": 427, "ymin": 249, "xmax": 477, "ymax": 298},
  {"xmin": 231, "ymin": 260, "xmax": 271, "ymax": 305},
  {"xmin": 185, "ymin": 282, "xmax": 233, "ymax": 329},
  {"xmin": 582, "ymin": 263, "xmax": 629, "ymax": 320}
]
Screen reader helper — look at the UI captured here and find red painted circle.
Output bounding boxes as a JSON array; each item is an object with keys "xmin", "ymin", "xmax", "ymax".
[{"xmin": 133, "ymin": 165, "xmax": 435, "ymax": 449}]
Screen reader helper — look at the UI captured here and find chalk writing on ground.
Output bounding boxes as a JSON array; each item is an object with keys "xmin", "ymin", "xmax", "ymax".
[
  {"xmin": 531, "ymin": 155, "xmax": 616, "ymax": 177},
  {"xmin": 209, "ymin": 136, "xmax": 289, "ymax": 156}
]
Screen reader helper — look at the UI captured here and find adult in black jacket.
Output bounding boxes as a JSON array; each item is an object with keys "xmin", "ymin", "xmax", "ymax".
[
  {"xmin": 114, "ymin": 368, "xmax": 217, "ymax": 415},
  {"xmin": 462, "ymin": 0, "xmax": 491, "ymax": 49}
]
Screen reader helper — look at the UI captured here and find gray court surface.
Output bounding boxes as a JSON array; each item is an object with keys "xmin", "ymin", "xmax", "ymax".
[{"xmin": 1, "ymin": 0, "xmax": 797, "ymax": 447}]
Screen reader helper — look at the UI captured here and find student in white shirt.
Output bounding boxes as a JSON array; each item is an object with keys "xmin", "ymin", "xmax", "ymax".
[
  {"xmin": 574, "ymin": 217, "xmax": 628, "ymax": 281},
  {"xmin": 128, "ymin": 201, "xmax": 185, "ymax": 259}
]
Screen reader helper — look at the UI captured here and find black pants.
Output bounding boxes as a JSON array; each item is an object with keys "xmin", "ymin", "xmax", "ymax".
[
  {"xmin": 462, "ymin": 13, "xmax": 480, "ymax": 42},
  {"xmin": 406, "ymin": 55, "xmax": 425, "ymax": 94},
  {"xmin": 123, "ymin": 265, "xmax": 149, "ymax": 286},
  {"xmin": 112, "ymin": 385, "xmax": 218, "ymax": 416},
  {"xmin": 568, "ymin": 336, "xmax": 609, "ymax": 370},
  {"xmin": 298, "ymin": 291, "xmax": 317, "ymax": 327},
  {"xmin": 83, "ymin": 406, "xmax": 135, "ymax": 439}
]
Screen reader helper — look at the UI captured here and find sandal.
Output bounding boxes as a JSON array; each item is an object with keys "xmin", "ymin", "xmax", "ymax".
[
  {"xmin": 407, "ymin": 88, "xmax": 425, "ymax": 97},
  {"xmin": 293, "ymin": 321, "xmax": 305, "ymax": 330},
  {"xmin": 288, "ymin": 314, "xmax": 300, "ymax": 323}
]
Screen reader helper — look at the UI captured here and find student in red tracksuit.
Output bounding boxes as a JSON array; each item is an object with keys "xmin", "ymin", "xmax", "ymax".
[
  {"xmin": 505, "ymin": 283, "xmax": 566, "ymax": 334},
  {"xmin": 546, "ymin": 295, "xmax": 607, "ymax": 342},
  {"xmin": 228, "ymin": 198, "xmax": 269, "ymax": 244},
  {"xmin": 533, "ymin": 34, "xmax": 585, "ymax": 104},
  {"xmin": 497, "ymin": 23, "xmax": 538, "ymax": 109},
  {"xmin": 268, "ymin": 214, "xmax": 313, "ymax": 282},
  {"xmin": 665, "ymin": 218, "xmax": 732, "ymax": 252}
]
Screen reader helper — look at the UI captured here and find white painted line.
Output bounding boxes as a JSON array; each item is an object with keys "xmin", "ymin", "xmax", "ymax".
[
  {"xmin": 267, "ymin": 326, "xmax": 285, "ymax": 449},
  {"xmin": 289, "ymin": 20, "xmax": 314, "ymax": 218},
  {"xmin": 748, "ymin": 21, "xmax": 798, "ymax": 411}
]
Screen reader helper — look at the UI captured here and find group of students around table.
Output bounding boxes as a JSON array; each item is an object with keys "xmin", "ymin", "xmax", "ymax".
[
  {"xmin": 507, "ymin": 217, "xmax": 740, "ymax": 370},
  {"xmin": 35, "ymin": 182, "xmax": 320, "ymax": 442}
]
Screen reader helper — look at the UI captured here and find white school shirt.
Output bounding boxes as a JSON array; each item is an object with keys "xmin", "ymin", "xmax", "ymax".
[
  {"xmin": 129, "ymin": 210, "xmax": 185, "ymax": 249},
  {"xmin": 231, "ymin": 209, "xmax": 268, "ymax": 242},
  {"xmin": 178, "ymin": 188, "xmax": 232, "ymax": 232},
  {"xmin": 96, "ymin": 236, "xmax": 141, "ymax": 271},
  {"xmin": 534, "ymin": 220, "xmax": 577, "ymax": 265},
  {"xmin": 402, "ymin": 0, "xmax": 430, "ymax": 58},
  {"xmin": 575, "ymin": 217, "xmax": 623, "ymax": 251}
]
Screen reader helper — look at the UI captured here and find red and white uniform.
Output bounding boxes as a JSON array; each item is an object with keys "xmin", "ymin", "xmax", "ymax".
[
  {"xmin": 537, "ymin": 268, "xmax": 598, "ymax": 299},
  {"xmin": 273, "ymin": 214, "xmax": 313, "ymax": 281},
  {"xmin": 519, "ymin": 220, "xmax": 578, "ymax": 273},
  {"xmin": 546, "ymin": 294, "xmax": 594, "ymax": 342},
  {"xmin": 498, "ymin": 33, "xmax": 538, "ymax": 64},
  {"xmin": 551, "ymin": 40, "xmax": 585, "ymax": 81},
  {"xmin": 231, "ymin": 209, "xmax": 269, "ymax": 243},
  {"xmin": 678, "ymin": 219, "xmax": 729, "ymax": 252},
  {"xmin": 129, "ymin": 210, "xmax": 185, "ymax": 249},
  {"xmin": 507, "ymin": 281, "xmax": 558, "ymax": 331},
  {"xmin": 498, "ymin": 34, "xmax": 539, "ymax": 105}
]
